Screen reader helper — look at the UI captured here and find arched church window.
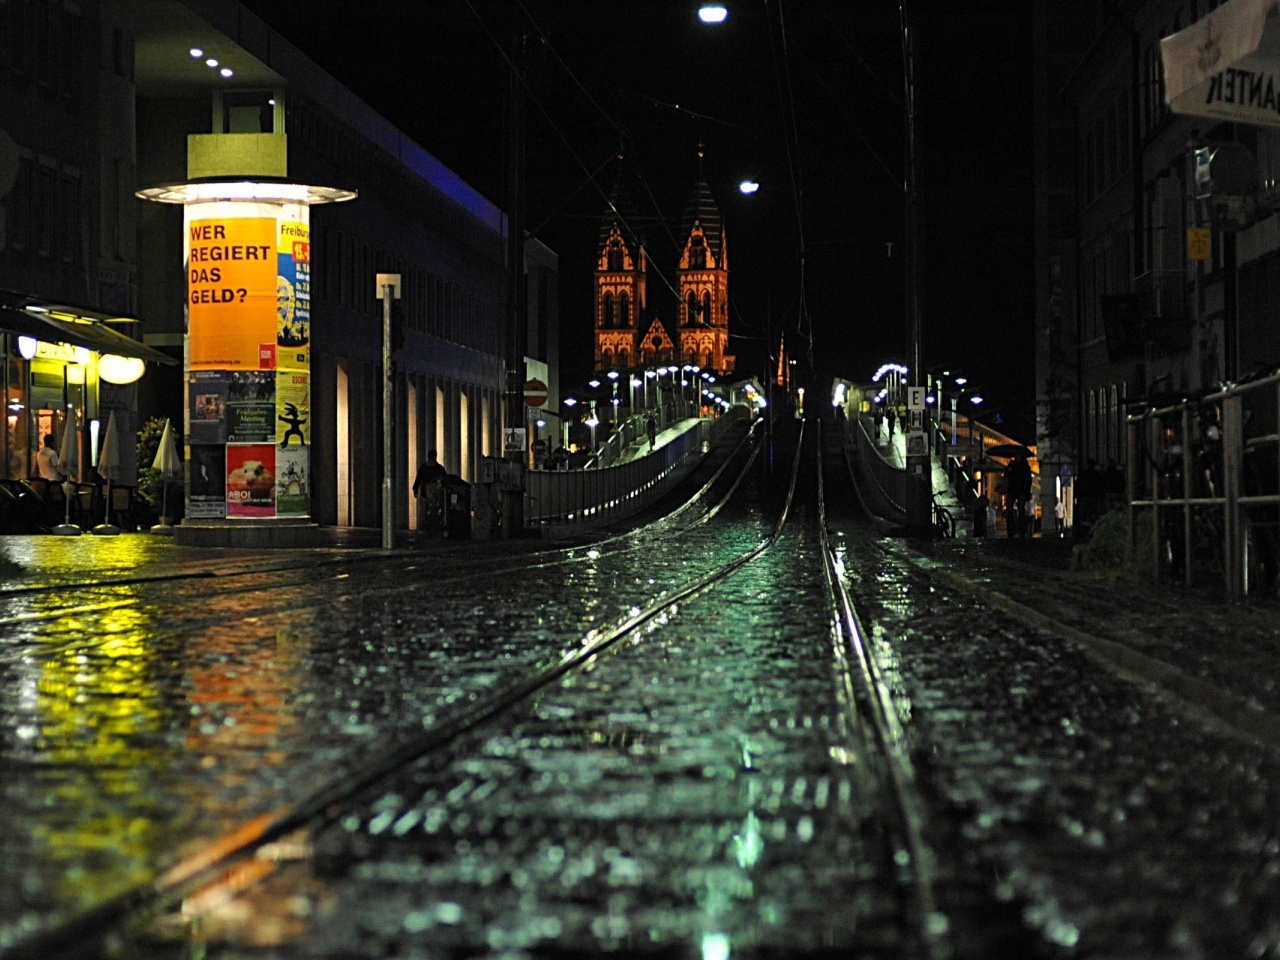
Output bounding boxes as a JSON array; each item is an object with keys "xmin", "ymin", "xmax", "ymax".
[
  {"xmin": 603, "ymin": 292, "xmax": 615, "ymax": 328},
  {"xmin": 619, "ymin": 293, "xmax": 630, "ymax": 327},
  {"xmin": 690, "ymin": 235, "xmax": 706, "ymax": 269},
  {"xmin": 701, "ymin": 292, "xmax": 711, "ymax": 325},
  {"xmin": 607, "ymin": 241, "xmax": 623, "ymax": 272},
  {"xmin": 686, "ymin": 291, "xmax": 697, "ymax": 325}
]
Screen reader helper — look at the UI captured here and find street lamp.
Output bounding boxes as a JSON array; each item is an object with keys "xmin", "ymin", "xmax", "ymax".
[
  {"xmin": 563, "ymin": 396, "xmax": 577, "ymax": 449},
  {"xmin": 607, "ymin": 369, "xmax": 620, "ymax": 422}
]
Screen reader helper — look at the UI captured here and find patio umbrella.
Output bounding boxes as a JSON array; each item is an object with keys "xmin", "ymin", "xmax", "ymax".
[
  {"xmin": 51, "ymin": 408, "xmax": 80, "ymax": 536},
  {"xmin": 985, "ymin": 443, "xmax": 1033, "ymax": 460},
  {"xmin": 149, "ymin": 419, "xmax": 182, "ymax": 535},
  {"xmin": 92, "ymin": 410, "xmax": 121, "ymax": 536}
]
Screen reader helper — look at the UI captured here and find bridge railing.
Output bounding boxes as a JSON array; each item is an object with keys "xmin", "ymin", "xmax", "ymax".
[{"xmin": 524, "ymin": 406, "xmax": 748, "ymax": 536}]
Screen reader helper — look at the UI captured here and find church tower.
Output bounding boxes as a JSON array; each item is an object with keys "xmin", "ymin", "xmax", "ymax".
[
  {"xmin": 593, "ymin": 172, "xmax": 647, "ymax": 372},
  {"xmin": 676, "ymin": 151, "xmax": 734, "ymax": 375}
]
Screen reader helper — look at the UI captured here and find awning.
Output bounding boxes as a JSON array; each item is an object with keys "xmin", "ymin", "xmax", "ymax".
[
  {"xmin": 0, "ymin": 289, "xmax": 176, "ymax": 365},
  {"xmin": 1162, "ymin": 0, "xmax": 1280, "ymax": 128}
]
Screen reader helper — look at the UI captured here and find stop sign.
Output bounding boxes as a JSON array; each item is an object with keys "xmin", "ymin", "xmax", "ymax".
[{"xmin": 523, "ymin": 378, "xmax": 548, "ymax": 406}]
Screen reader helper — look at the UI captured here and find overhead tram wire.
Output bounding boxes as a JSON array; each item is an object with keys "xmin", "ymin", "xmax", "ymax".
[
  {"xmin": 466, "ymin": 1, "xmax": 695, "ymax": 317},
  {"xmin": 765, "ymin": 0, "xmax": 814, "ymax": 374}
]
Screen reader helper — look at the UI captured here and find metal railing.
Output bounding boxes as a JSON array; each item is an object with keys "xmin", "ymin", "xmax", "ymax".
[
  {"xmin": 524, "ymin": 406, "xmax": 747, "ymax": 536},
  {"xmin": 1126, "ymin": 370, "xmax": 1280, "ymax": 596}
]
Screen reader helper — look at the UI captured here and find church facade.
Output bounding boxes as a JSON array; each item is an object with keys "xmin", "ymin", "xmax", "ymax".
[{"xmin": 593, "ymin": 166, "xmax": 735, "ymax": 377}]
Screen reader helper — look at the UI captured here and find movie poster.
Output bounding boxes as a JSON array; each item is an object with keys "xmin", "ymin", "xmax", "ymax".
[
  {"xmin": 187, "ymin": 444, "xmax": 227, "ymax": 519},
  {"xmin": 226, "ymin": 443, "xmax": 276, "ymax": 518},
  {"xmin": 227, "ymin": 370, "xmax": 276, "ymax": 443},
  {"xmin": 188, "ymin": 372, "xmax": 228, "ymax": 445}
]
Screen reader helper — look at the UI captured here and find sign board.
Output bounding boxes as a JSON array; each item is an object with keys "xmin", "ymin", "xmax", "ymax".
[
  {"xmin": 907, "ymin": 386, "xmax": 927, "ymax": 412},
  {"xmin": 523, "ymin": 378, "xmax": 548, "ymax": 407},
  {"xmin": 1162, "ymin": 0, "xmax": 1280, "ymax": 129},
  {"xmin": 526, "ymin": 405, "xmax": 542, "ymax": 421},
  {"xmin": 1188, "ymin": 227, "xmax": 1212, "ymax": 260},
  {"xmin": 504, "ymin": 427, "xmax": 526, "ymax": 453}
]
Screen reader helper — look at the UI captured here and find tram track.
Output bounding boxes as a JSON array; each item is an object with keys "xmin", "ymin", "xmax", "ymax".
[
  {"xmin": 4, "ymin": 415, "xmax": 968, "ymax": 959},
  {"xmin": 1, "ymin": 419, "xmax": 779, "ymax": 959}
]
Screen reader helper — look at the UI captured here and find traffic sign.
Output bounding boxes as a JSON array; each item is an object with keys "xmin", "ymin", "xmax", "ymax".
[
  {"xmin": 523, "ymin": 378, "xmax": 548, "ymax": 407},
  {"xmin": 504, "ymin": 427, "xmax": 526, "ymax": 453}
]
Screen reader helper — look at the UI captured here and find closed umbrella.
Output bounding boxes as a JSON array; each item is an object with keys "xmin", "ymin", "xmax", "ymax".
[
  {"xmin": 150, "ymin": 419, "xmax": 182, "ymax": 535},
  {"xmin": 51, "ymin": 409, "xmax": 80, "ymax": 536},
  {"xmin": 92, "ymin": 410, "xmax": 121, "ymax": 536}
]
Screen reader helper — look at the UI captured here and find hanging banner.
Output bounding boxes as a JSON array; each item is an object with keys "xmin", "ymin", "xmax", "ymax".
[{"xmin": 1162, "ymin": 0, "xmax": 1280, "ymax": 128}]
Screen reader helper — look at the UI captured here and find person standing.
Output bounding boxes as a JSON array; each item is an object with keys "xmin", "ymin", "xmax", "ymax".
[
  {"xmin": 36, "ymin": 434, "xmax": 62, "ymax": 481},
  {"xmin": 1054, "ymin": 497, "xmax": 1066, "ymax": 537},
  {"xmin": 646, "ymin": 414, "xmax": 657, "ymax": 450},
  {"xmin": 412, "ymin": 449, "xmax": 447, "ymax": 531},
  {"xmin": 886, "ymin": 406, "xmax": 897, "ymax": 440}
]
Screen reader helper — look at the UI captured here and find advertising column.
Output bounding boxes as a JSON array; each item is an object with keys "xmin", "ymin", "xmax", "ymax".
[{"xmin": 184, "ymin": 201, "xmax": 311, "ymax": 524}]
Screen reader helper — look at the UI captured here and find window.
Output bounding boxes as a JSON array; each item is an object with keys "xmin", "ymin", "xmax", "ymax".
[
  {"xmin": 58, "ymin": 169, "xmax": 80, "ymax": 263},
  {"xmin": 618, "ymin": 292, "xmax": 629, "ymax": 327},
  {"xmin": 10, "ymin": 155, "xmax": 33, "ymax": 250},
  {"xmin": 37, "ymin": 161, "xmax": 54, "ymax": 256}
]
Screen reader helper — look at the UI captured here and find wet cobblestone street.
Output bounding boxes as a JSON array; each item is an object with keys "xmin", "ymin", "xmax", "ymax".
[{"xmin": 5, "ymin": 423, "xmax": 1280, "ymax": 958}]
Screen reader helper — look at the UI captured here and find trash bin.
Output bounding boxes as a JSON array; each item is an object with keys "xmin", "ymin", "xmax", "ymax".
[{"xmin": 442, "ymin": 474, "xmax": 471, "ymax": 540}]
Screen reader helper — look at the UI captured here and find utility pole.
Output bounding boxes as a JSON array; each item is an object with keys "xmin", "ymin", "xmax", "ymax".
[
  {"xmin": 501, "ymin": 33, "xmax": 528, "ymax": 538},
  {"xmin": 377, "ymin": 273, "xmax": 401, "ymax": 550},
  {"xmin": 901, "ymin": 1, "xmax": 933, "ymax": 535}
]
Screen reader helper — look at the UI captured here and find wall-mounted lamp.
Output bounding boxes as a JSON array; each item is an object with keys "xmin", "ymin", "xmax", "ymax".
[
  {"xmin": 98, "ymin": 354, "xmax": 146, "ymax": 385},
  {"xmin": 17, "ymin": 336, "xmax": 37, "ymax": 359}
]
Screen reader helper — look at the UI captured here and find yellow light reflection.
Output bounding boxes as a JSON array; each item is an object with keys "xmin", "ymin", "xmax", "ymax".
[{"xmin": 33, "ymin": 595, "xmax": 174, "ymax": 905}]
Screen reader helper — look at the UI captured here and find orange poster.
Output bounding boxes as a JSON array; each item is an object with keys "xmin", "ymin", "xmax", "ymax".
[{"xmin": 188, "ymin": 217, "xmax": 277, "ymax": 370}]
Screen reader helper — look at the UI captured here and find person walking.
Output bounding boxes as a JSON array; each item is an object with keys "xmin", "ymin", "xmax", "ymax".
[
  {"xmin": 1054, "ymin": 497, "xmax": 1066, "ymax": 537},
  {"xmin": 646, "ymin": 414, "xmax": 657, "ymax": 450},
  {"xmin": 873, "ymin": 407, "xmax": 883, "ymax": 439},
  {"xmin": 886, "ymin": 406, "xmax": 897, "ymax": 440}
]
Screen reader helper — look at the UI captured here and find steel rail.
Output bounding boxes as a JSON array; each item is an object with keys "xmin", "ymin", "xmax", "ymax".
[{"xmin": 816, "ymin": 419, "xmax": 950, "ymax": 960}]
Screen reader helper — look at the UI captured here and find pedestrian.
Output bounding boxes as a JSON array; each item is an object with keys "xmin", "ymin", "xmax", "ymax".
[
  {"xmin": 1005, "ymin": 453, "xmax": 1033, "ymax": 538},
  {"xmin": 973, "ymin": 493, "xmax": 989, "ymax": 537},
  {"xmin": 1054, "ymin": 497, "xmax": 1066, "ymax": 537},
  {"xmin": 646, "ymin": 414, "xmax": 657, "ymax": 450},
  {"xmin": 412, "ymin": 449, "xmax": 447, "ymax": 531},
  {"xmin": 873, "ymin": 408, "xmax": 883, "ymax": 438},
  {"xmin": 886, "ymin": 406, "xmax": 897, "ymax": 440},
  {"xmin": 36, "ymin": 433, "xmax": 61, "ymax": 481}
]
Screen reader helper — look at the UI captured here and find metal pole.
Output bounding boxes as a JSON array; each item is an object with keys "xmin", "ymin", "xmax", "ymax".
[
  {"xmin": 381, "ymin": 284, "xmax": 393, "ymax": 550},
  {"xmin": 901, "ymin": 0, "xmax": 931, "ymax": 534}
]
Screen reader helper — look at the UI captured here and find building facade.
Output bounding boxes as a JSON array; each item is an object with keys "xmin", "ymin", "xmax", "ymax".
[
  {"xmin": 1035, "ymin": 0, "xmax": 1280, "ymax": 504},
  {"xmin": 0, "ymin": 0, "xmax": 557, "ymax": 533}
]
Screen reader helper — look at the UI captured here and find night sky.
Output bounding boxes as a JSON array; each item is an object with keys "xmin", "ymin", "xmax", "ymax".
[{"xmin": 240, "ymin": 1, "xmax": 1034, "ymax": 430}]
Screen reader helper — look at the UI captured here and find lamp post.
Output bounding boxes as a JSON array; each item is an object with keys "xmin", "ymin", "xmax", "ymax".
[
  {"xmin": 562, "ymin": 396, "xmax": 577, "ymax": 449},
  {"xmin": 900, "ymin": 0, "xmax": 931, "ymax": 535}
]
